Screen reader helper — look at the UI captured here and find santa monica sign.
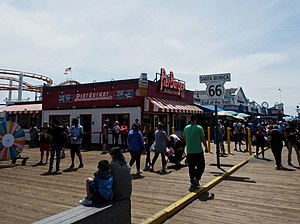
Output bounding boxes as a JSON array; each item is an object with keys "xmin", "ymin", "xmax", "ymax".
[
  {"xmin": 199, "ymin": 73, "xmax": 231, "ymax": 100},
  {"xmin": 199, "ymin": 73, "xmax": 231, "ymax": 83}
]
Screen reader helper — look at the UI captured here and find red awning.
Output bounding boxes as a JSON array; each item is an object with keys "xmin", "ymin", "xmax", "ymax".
[
  {"xmin": 5, "ymin": 104, "xmax": 42, "ymax": 115},
  {"xmin": 144, "ymin": 97, "xmax": 203, "ymax": 114}
]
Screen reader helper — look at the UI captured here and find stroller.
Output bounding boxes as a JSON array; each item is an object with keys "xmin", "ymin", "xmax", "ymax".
[{"xmin": 166, "ymin": 134, "xmax": 187, "ymax": 166}]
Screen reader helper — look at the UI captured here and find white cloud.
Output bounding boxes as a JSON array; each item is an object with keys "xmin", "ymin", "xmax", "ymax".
[{"xmin": 0, "ymin": 0, "xmax": 300, "ymax": 116}]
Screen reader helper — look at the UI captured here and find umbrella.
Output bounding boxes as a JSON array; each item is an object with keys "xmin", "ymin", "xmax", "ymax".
[
  {"xmin": 237, "ymin": 113, "xmax": 250, "ymax": 118},
  {"xmin": 283, "ymin": 117, "xmax": 300, "ymax": 121},
  {"xmin": 233, "ymin": 115, "xmax": 246, "ymax": 121},
  {"xmin": 217, "ymin": 110, "xmax": 238, "ymax": 116}
]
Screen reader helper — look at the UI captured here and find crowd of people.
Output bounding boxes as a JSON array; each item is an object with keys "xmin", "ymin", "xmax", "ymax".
[
  {"xmin": 34, "ymin": 118, "xmax": 84, "ymax": 173},
  {"xmin": 80, "ymin": 114, "xmax": 208, "ymax": 205},
  {"xmin": 28, "ymin": 115, "xmax": 299, "ymax": 206},
  {"xmin": 217, "ymin": 118, "xmax": 300, "ymax": 170}
]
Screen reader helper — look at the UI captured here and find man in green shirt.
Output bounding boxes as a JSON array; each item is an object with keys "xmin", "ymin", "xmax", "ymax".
[{"xmin": 183, "ymin": 114, "xmax": 208, "ymax": 188}]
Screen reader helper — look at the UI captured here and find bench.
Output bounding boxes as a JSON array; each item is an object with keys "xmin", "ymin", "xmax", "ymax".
[{"xmin": 33, "ymin": 198, "xmax": 131, "ymax": 224}]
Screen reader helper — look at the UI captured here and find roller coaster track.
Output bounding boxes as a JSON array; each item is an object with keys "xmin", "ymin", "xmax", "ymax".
[
  {"xmin": 0, "ymin": 68, "xmax": 53, "ymax": 93},
  {"xmin": 0, "ymin": 84, "xmax": 42, "ymax": 92}
]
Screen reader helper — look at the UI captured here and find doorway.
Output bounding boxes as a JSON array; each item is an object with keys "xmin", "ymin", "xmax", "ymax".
[{"xmin": 80, "ymin": 114, "xmax": 92, "ymax": 149}]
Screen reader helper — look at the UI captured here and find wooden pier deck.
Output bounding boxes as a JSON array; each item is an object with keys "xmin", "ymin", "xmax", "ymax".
[{"xmin": 0, "ymin": 144, "xmax": 299, "ymax": 224}]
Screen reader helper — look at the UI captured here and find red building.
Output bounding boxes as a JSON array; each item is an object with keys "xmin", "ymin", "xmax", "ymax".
[{"xmin": 42, "ymin": 69, "xmax": 203, "ymax": 145}]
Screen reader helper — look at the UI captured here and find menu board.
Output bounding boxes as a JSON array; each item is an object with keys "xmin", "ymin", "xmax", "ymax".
[{"xmin": 114, "ymin": 89, "xmax": 134, "ymax": 100}]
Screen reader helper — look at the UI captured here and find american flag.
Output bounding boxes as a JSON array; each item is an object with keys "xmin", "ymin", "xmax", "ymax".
[{"xmin": 64, "ymin": 67, "xmax": 72, "ymax": 74}]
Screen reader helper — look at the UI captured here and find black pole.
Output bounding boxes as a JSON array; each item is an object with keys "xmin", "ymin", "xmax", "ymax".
[{"xmin": 215, "ymin": 104, "xmax": 220, "ymax": 168}]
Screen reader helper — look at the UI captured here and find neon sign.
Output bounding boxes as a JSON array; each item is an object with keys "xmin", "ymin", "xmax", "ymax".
[{"xmin": 160, "ymin": 68, "xmax": 185, "ymax": 96}]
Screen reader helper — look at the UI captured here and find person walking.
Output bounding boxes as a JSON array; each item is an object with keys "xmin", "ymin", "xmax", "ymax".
[
  {"xmin": 109, "ymin": 147, "xmax": 132, "ymax": 201},
  {"xmin": 47, "ymin": 120, "xmax": 64, "ymax": 173},
  {"xmin": 29, "ymin": 123, "xmax": 39, "ymax": 148},
  {"xmin": 112, "ymin": 121, "xmax": 120, "ymax": 146},
  {"xmin": 61, "ymin": 121, "xmax": 70, "ymax": 159},
  {"xmin": 143, "ymin": 124, "xmax": 154, "ymax": 169},
  {"xmin": 254, "ymin": 125, "xmax": 266, "ymax": 159},
  {"xmin": 150, "ymin": 122, "xmax": 169, "ymax": 173},
  {"xmin": 217, "ymin": 120, "xmax": 225, "ymax": 156},
  {"xmin": 285, "ymin": 121, "xmax": 300, "ymax": 167},
  {"xmin": 131, "ymin": 118, "xmax": 141, "ymax": 131},
  {"xmin": 183, "ymin": 114, "xmax": 208, "ymax": 188},
  {"xmin": 69, "ymin": 118, "xmax": 84, "ymax": 169},
  {"xmin": 38, "ymin": 121, "xmax": 51, "ymax": 164},
  {"xmin": 127, "ymin": 123, "xmax": 144, "ymax": 175},
  {"xmin": 120, "ymin": 122, "xmax": 129, "ymax": 150},
  {"xmin": 101, "ymin": 119, "xmax": 109, "ymax": 154},
  {"xmin": 269, "ymin": 125, "xmax": 284, "ymax": 170},
  {"xmin": 232, "ymin": 120, "xmax": 243, "ymax": 151}
]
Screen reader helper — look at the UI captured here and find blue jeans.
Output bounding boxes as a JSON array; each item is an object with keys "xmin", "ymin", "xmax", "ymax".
[{"xmin": 49, "ymin": 143, "xmax": 62, "ymax": 171}]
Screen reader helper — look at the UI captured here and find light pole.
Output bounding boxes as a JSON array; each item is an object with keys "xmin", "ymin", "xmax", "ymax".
[
  {"xmin": 296, "ymin": 105, "xmax": 300, "ymax": 118},
  {"xmin": 278, "ymin": 89, "xmax": 282, "ymax": 103}
]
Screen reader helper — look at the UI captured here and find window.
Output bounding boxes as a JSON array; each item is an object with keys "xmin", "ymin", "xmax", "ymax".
[
  {"xmin": 102, "ymin": 114, "xmax": 130, "ymax": 130},
  {"xmin": 12, "ymin": 114, "xmax": 41, "ymax": 129},
  {"xmin": 174, "ymin": 116, "xmax": 186, "ymax": 131},
  {"xmin": 49, "ymin": 115, "xmax": 70, "ymax": 126}
]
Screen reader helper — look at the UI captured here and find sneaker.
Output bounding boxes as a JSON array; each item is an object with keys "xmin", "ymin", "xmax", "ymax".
[
  {"xmin": 149, "ymin": 166, "xmax": 154, "ymax": 172},
  {"xmin": 78, "ymin": 163, "xmax": 84, "ymax": 168},
  {"xmin": 79, "ymin": 198, "xmax": 92, "ymax": 206},
  {"xmin": 69, "ymin": 164, "xmax": 74, "ymax": 169},
  {"xmin": 100, "ymin": 151, "xmax": 107, "ymax": 154},
  {"xmin": 161, "ymin": 167, "xmax": 167, "ymax": 173},
  {"xmin": 136, "ymin": 170, "xmax": 142, "ymax": 175},
  {"xmin": 37, "ymin": 161, "xmax": 43, "ymax": 165},
  {"xmin": 190, "ymin": 178, "xmax": 199, "ymax": 188}
]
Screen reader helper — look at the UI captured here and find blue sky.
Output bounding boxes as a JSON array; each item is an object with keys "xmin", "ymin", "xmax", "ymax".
[{"xmin": 0, "ymin": 0, "xmax": 299, "ymax": 115}]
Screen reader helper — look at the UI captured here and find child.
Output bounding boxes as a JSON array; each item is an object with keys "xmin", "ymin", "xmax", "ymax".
[{"xmin": 79, "ymin": 160, "xmax": 113, "ymax": 206}]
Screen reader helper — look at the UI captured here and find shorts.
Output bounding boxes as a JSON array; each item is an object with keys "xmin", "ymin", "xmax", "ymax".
[
  {"xmin": 40, "ymin": 143, "xmax": 50, "ymax": 152},
  {"xmin": 103, "ymin": 135, "xmax": 108, "ymax": 144}
]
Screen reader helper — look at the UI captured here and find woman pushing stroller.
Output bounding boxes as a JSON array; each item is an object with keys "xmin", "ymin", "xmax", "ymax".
[{"xmin": 166, "ymin": 134, "xmax": 186, "ymax": 166}]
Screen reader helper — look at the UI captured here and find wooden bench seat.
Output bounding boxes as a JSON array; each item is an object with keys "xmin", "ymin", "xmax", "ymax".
[{"xmin": 33, "ymin": 199, "xmax": 131, "ymax": 224}]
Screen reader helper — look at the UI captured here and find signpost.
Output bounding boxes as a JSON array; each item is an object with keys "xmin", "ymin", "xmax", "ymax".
[{"xmin": 199, "ymin": 73, "xmax": 231, "ymax": 168}]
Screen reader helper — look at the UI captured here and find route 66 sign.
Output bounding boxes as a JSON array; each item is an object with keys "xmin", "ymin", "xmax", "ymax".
[
  {"xmin": 206, "ymin": 83, "xmax": 225, "ymax": 99},
  {"xmin": 199, "ymin": 73, "xmax": 231, "ymax": 100}
]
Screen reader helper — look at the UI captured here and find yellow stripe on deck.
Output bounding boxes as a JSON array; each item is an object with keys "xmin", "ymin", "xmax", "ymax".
[{"xmin": 142, "ymin": 159, "xmax": 249, "ymax": 224}]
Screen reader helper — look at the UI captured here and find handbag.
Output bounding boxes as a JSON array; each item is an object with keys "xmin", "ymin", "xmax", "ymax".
[{"xmin": 150, "ymin": 142, "xmax": 155, "ymax": 151}]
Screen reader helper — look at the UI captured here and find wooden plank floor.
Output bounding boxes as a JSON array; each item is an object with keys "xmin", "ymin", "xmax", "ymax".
[
  {"xmin": 165, "ymin": 147, "xmax": 300, "ymax": 224},
  {"xmin": 0, "ymin": 143, "xmax": 299, "ymax": 224}
]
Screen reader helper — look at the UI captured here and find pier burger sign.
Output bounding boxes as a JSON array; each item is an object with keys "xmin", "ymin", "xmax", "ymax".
[{"xmin": 159, "ymin": 68, "xmax": 185, "ymax": 97}]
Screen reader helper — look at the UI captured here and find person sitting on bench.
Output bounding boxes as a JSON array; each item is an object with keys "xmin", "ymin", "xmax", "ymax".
[
  {"xmin": 109, "ymin": 147, "xmax": 132, "ymax": 201},
  {"xmin": 79, "ymin": 160, "xmax": 113, "ymax": 206}
]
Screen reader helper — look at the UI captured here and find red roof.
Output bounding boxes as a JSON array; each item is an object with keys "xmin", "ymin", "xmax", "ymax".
[
  {"xmin": 4, "ymin": 104, "xmax": 42, "ymax": 114},
  {"xmin": 144, "ymin": 97, "xmax": 203, "ymax": 114}
]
